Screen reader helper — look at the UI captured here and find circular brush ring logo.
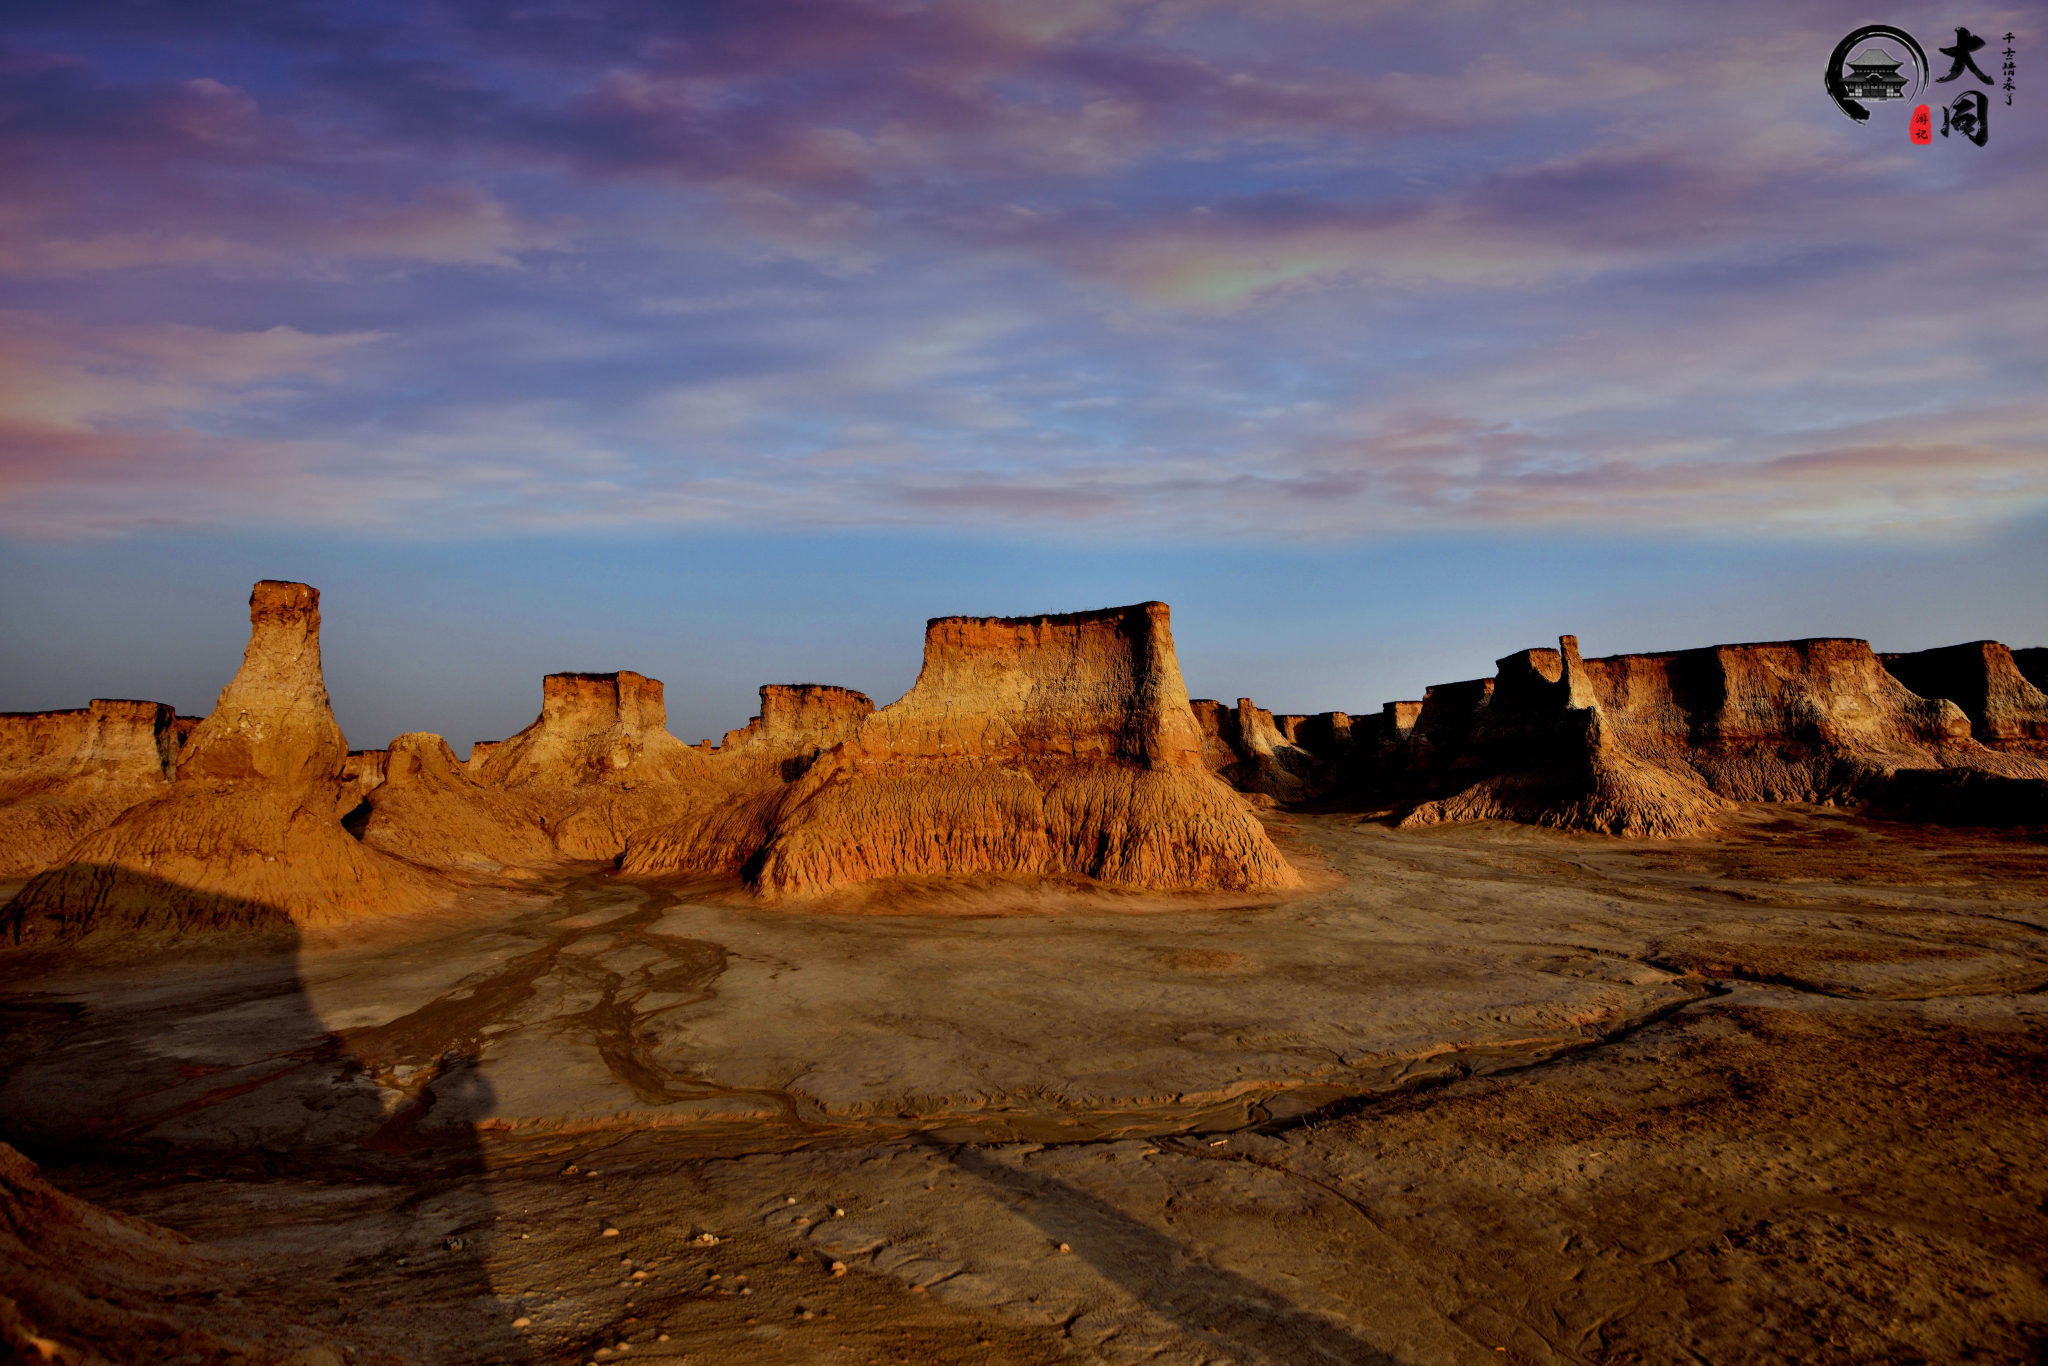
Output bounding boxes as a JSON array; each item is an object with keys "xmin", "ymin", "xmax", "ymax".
[{"xmin": 1826, "ymin": 24, "xmax": 1930, "ymax": 120}]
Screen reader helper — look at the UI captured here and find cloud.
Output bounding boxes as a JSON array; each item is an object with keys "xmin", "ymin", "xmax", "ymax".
[{"xmin": 0, "ymin": 1, "xmax": 2040, "ymax": 546}]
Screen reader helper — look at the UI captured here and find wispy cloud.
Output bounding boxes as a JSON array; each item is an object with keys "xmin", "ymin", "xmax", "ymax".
[{"xmin": 0, "ymin": 0, "xmax": 2039, "ymax": 541}]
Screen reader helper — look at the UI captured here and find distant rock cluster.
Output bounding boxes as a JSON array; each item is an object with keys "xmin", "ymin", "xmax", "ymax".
[
  {"xmin": 3, "ymin": 581, "xmax": 2044, "ymax": 938},
  {"xmin": 1205, "ymin": 634, "xmax": 2048, "ymax": 835}
]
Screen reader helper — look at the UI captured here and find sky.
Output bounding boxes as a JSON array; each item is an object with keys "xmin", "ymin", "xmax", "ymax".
[{"xmin": 1, "ymin": 0, "xmax": 2042, "ymax": 752}]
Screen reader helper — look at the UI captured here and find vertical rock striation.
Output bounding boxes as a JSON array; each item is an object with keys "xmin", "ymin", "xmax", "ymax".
[
  {"xmin": 470, "ymin": 670, "xmax": 708, "ymax": 860},
  {"xmin": 0, "ymin": 699, "xmax": 199, "ymax": 877},
  {"xmin": 1879, "ymin": 642, "xmax": 2048, "ymax": 753},
  {"xmin": 1381, "ymin": 635, "xmax": 2044, "ymax": 836},
  {"xmin": 625, "ymin": 603, "xmax": 1299, "ymax": 896}
]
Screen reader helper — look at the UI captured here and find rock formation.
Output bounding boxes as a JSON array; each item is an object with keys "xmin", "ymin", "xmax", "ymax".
[
  {"xmin": 354, "ymin": 732, "xmax": 557, "ymax": 874},
  {"xmin": 468, "ymin": 670, "xmax": 709, "ymax": 860},
  {"xmin": 1381, "ymin": 635, "xmax": 2046, "ymax": 837},
  {"xmin": 1189, "ymin": 697, "xmax": 1324, "ymax": 800},
  {"xmin": 716, "ymin": 684, "xmax": 875, "ymax": 775},
  {"xmin": 6, "ymin": 582, "xmax": 444, "ymax": 938},
  {"xmin": 626, "ymin": 603, "xmax": 1299, "ymax": 896},
  {"xmin": 336, "ymin": 747, "xmax": 387, "ymax": 817},
  {"xmin": 0, "ymin": 699, "xmax": 200, "ymax": 877},
  {"xmin": 1879, "ymin": 642, "xmax": 2048, "ymax": 753}
]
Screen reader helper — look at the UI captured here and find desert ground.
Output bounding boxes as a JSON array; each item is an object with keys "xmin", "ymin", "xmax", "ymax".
[{"xmin": 5, "ymin": 802, "xmax": 2045, "ymax": 1366}]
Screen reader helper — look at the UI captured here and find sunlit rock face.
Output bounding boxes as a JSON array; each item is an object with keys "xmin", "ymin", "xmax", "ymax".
[
  {"xmin": 357, "ymin": 731, "xmax": 557, "ymax": 875},
  {"xmin": 0, "ymin": 698, "xmax": 198, "ymax": 877},
  {"xmin": 1386, "ymin": 634, "xmax": 2047, "ymax": 837},
  {"xmin": 1880, "ymin": 641, "xmax": 2048, "ymax": 754},
  {"xmin": 6, "ymin": 581, "xmax": 445, "ymax": 938},
  {"xmin": 465, "ymin": 669, "xmax": 708, "ymax": 860},
  {"xmin": 625, "ymin": 602, "xmax": 1300, "ymax": 897}
]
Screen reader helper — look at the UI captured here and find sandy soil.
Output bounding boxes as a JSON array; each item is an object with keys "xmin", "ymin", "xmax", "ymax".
[{"xmin": 3, "ymin": 804, "xmax": 2045, "ymax": 1364}]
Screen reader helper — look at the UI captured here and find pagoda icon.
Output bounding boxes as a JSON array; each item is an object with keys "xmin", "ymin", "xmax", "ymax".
[{"xmin": 1841, "ymin": 47, "xmax": 1909, "ymax": 100}]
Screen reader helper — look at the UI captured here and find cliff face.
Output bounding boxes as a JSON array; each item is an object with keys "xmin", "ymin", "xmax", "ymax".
[
  {"xmin": 717, "ymin": 684, "xmax": 874, "ymax": 775},
  {"xmin": 471, "ymin": 670, "xmax": 708, "ymax": 859},
  {"xmin": 626, "ymin": 603, "xmax": 1299, "ymax": 896},
  {"xmin": 1188, "ymin": 697, "xmax": 1324, "ymax": 799},
  {"xmin": 1386, "ymin": 634, "xmax": 2044, "ymax": 837},
  {"xmin": 0, "ymin": 699, "xmax": 197, "ymax": 877},
  {"xmin": 6, "ymin": 582, "xmax": 444, "ymax": 938},
  {"xmin": 1880, "ymin": 642, "xmax": 2048, "ymax": 753}
]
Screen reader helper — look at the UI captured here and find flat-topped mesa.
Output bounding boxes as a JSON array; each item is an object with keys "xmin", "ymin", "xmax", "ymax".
[
  {"xmin": 474, "ymin": 671, "xmax": 702, "ymax": 790},
  {"xmin": 357, "ymin": 733, "xmax": 556, "ymax": 874},
  {"xmin": 1391, "ymin": 633, "xmax": 2044, "ymax": 838},
  {"xmin": 6, "ymin": 582, "xmax": 444, "ymax": 939},
  {"xmin": 718, "ymin": 684, "xmax": 874, "ymax": 763},
  {"xmin": 0, "ymin": 699, "xmax": 195, "ymax": 877},
  {"xmin": 1879, "ymin": 642, "xmax": 2048, "ymax": 753},
  {"xmin": 460, "ymin": 670, "xmax": 709, "ymax": 860},
  {"xmin": 846, "ymin": 603, "xmax": 1206, "ymax": 768},
  {"xmin": 626, "ymin": 601, "xmax": 1299, "ymax": 896}
]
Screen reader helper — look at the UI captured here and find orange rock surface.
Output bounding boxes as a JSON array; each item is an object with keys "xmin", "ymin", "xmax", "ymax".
[
  {"xmin": 1880, "ymin": 641, "xmax": 2048, "ymax": 753},
  {"xmin": 1387, "ymin": 635, "xmax": 2045, "ymax": 836},
  {"xmin": 5, "ymin": 582, "xmax": 445, "ymax": 938},
  {"xmin": 626, "ymin": 603, "xmax": 1299, "ymax": 896},
  {"xmin": 357, "ymin": 731, "xmax": 557, "ymax": 873},
  {"xmin": 1189, "ymin": 697, "xmax": 1323, "ymax": 799},
  {"xmin": 467, "ymin": 670, "xmax": 708, "ymax": 859},
  {"xmin": 0, "ymin": 699, "xmax": 199, "ymax": 877}
]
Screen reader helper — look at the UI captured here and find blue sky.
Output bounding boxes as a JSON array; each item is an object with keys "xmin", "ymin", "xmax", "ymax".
[{"xmin": 1, "ymin": 1, "xmax": 2041, "ymax": 750}]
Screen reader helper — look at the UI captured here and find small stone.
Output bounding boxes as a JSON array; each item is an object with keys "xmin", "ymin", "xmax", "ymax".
[
  {"xmin": 602, "ymin": 1228, "xmax": 621, "ymax": 1237},
  {"xmin": 693, "ymin": 1233, "xmax": 720, "ymax": 1245},
  {"xmin": 1058, "ymin": 1242, "xmax": 1071, "ymax": 1253},
  {"xmin": 833, "ymin": 1208, "xmax": 845, "ymax": 1217},
  {"xmin": 563, "ymin": 1164, "xmax": 580, "ymax": 1175},
  {"xmin": 511, "ymin": 1317, "xmax": 531, "ymax": 1328},
  {"xmin": 740, "ymin": 1287, "xmax": 751, "ymax": 1296},
  {"xmin": 586, "ymin": 1170, "xmax": 601, "ymax": 1178},
  {"xmin": 831, "ymin": 1262, "xmax": 847, "ymax": 1277},
  {"xmin": 910, "ymin": 1284, "xmax": 926, "ymax": 1294},
  {"xmin": 657, "ymin": 1335, "xmax": 669, "ymax": 1342},
  {"xmin": 801, "ymin": 1310, "xmax": 815, "ymax": 1320},
  {"xmin": 631, "ymin": 1271, "xmax": 648, "ymax": 1281}
]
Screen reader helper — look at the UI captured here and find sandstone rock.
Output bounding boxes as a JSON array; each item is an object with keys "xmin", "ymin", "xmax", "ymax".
[
  {"xmin": 5, "ymin": 582, "xmax": 445, "ymax": 939},
  {"xmin": 0, "ymin": 699, "xmax": 198, "ymax": 877},
  {"xmin": 1188, "ymin": 697, "xmax": 1323, "ymax": 799},
  {"xmin": 1390, "ymin": 635, "xmax": 2047, "ymax": 838},
  {"xmin": 626, "ymin": 603, "xmax": 1299, "ymax": 896},
  {"xmin": 336, "ymin": 748, "xmax": 387, "ymax": 818},
  {"xmin": 717, "ymin": 684, "xmax": 875, "ymax": 775},
  {"xmin": 471, "ymin": 671, "xmax": 708, "ymax": 859},
  {"xmin": 357, "ymin": 732, "xmax": 557, "ymax": 873},
  {"xmin": 1879, "ymin": 641, "xmax": 2048, "ymax": 753}
]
